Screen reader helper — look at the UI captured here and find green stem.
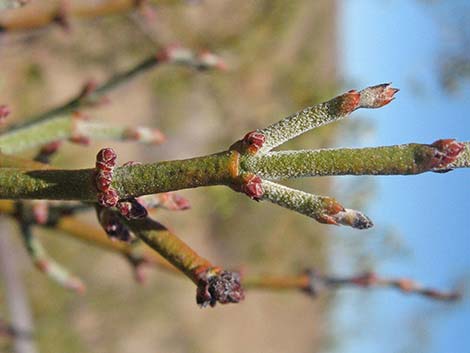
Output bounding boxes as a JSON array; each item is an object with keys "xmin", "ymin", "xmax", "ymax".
[
  {"xmin": 242, "ymin": 142, "xmax": 470, "ymax": 179},
  {"xmin": 260, "ymin": 181, "xmax": 373, "ymax": 229},
  {"xmin": 12, "ymin": 56, "xmax": 159, "ymax": 130},
  {"xmin": 0, "ymin": 115, "xmax": 164, "ymax": 154},
  {"xmin": 0, "ymin": 151, "xmax": 237, "ymax": 201}
]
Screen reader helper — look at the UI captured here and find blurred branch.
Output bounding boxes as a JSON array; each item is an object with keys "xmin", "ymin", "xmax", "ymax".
[
  {"xmin": 0, "ymin": 0, "xmax": 153, "ymax": 31},
  {"xmin": 244, "ymin": 270, "xmax": 461, "ymax": 302},
  {"xmin": 8, "ymin": 45, "xmax": 225, "ymax": 133},
  {"xmin": 0, "ymin": 114, "xmax": 166, "ymax": 154},
  {"xmin": 0, "ymin": 0, "xmax": 29, "ymax": 11},
  {"xmin": 16, "ymin": 203, "xmax": 85, "ymax": 293},
  {"xmin": 0, "ymin": 218, "xmax": 37, "ymax": 353}
]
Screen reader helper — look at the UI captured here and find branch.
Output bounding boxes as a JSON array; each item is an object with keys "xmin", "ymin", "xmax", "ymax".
[
  {"xmin": 122, "ymin": 216, "xmax": 244, "ymax": 307},
  {"xmin": 260, "ymin": 180, "xmax": 373, "ymax": 229},
  {"xmin": 0, "ymin": 0, "xmax": 29, "ymax": 10},
  {"xmin": 0, "ymin": 0, "xmax": 146, "ymax": 31},
  {"xmin": 0, "ymin": 114, "xmax": 165, "ymax": 154},
  {"xmin": 18, "ymin": 221, "xmax": 85, "ymax": 294},
  {"xmin": 0, "ymin": 220, "xmax": 38, "ymax": 353},
  {"xmin": 11, "ymin": 46, "xmax": 225, "ymax": 132},
  {"xmin": 0, "ymin": 151, "xmax": 237, "ymax": 200},
  {"xmin": 244, "ymin": 270, "xmax": 461, "ymax": 302},
  {"xmin": 241, "ymin": 140, "xmax": 469, "ymax": 178},
  {"xmin": 239, "ymin": 83, "xmax": 399, "ymax": 154}
]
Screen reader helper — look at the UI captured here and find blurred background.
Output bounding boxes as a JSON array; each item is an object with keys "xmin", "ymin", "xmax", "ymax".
[{"xmin": 0, "ymin": 1, "xmax": 468, "ymax": 352}]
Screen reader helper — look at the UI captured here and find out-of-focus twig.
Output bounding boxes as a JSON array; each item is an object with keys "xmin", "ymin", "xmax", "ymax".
[{"xmin": 0, "ymin": 218, "xmax": 37, "ymax": 353}]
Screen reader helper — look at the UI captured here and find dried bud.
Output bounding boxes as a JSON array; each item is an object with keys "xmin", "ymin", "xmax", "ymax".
[
  {"xmin": 196, "ymin": 270, "xmax": 244, "ymax": 307},
  {"xmin": 358, "ymin": 83, "xmax": 399, "ymax": 108},
  {"xmin": 117, "ymin": 198, "xmax": 148, "ymax": 220},
  {"xmin": 96, "ymin": 207, "xmax": 132, "ymax": 242}
]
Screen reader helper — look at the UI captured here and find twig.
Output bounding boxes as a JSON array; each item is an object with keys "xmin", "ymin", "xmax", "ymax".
[
  {"xmin": 122, "ymin": 216, "xmax": 244, "ymax": 307},
  {"xmin": 244, "ymin": 270, "xmax": 461, "ymax": 302},
  {"xmin": 0, "ymin": 218, "xmax": 38, "ymax": 353},
  {"xmin": 0, "ymin": 0, "xmax": 29, "ymax": 11},
  {"xmin": 11, "ymin": 46, "xmax": 225, "ymax": 132},
  {"xmin": 241, "ymin": 141, "xmax": 470, "ymax": 178},
  {"xmin": 0, "ymin": 114, "xmax": 166, "ymax": 154},
  {"xmin": 260, "ymin": 180, "xmax": 372, "ymax": 229},
  {"xmin": 0, "ymin": 0, "xmax": 144, "ymax": 31}
]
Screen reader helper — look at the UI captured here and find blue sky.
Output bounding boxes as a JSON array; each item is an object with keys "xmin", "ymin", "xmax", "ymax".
[{"xmin": 332, "ymin": 1, "xmax": 470, "ymax": 352}]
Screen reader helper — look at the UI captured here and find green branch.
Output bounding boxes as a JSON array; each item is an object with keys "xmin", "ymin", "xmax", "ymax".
[
  {"xmin": 0, "ymin": 115, "xmax": 164, "ymax": 154},
  {"xmin": 241, "ymin": 141, "xmax": 470, "ymax": 179},
  {"xmin": 0, "ymin": 151, "xmax": 237, "ymax": 200}
]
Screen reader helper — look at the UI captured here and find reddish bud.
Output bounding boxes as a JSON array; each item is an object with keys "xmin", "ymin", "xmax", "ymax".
[
  {"xmin": 69, "ymin": 134, "xmax": 90, "ymax": 145},
  {"xmin": 0, "ymin": 105, "xmax": 10, "ymax": 123},
  {"xmin": 95, "ymin": 171, "xmax": 113, "ymax": 192},
  {"xmin": 96, "ymin": 148, "xmax": 117, "ymax": 166},
  {"xmin": 40, "ymin": 141, "xmax": 62, "ymax": 155},
  {"xmin": 32, "ymin": 201, "xmax": 49, "ymax": 225},
  {"xmin": 241, "ymin": 175, "xmax": 264, "ymax": 200},
  {"xmin": 242, "ymin": 130, "xmax": 265, "ymax": 154},
  {"xmin": 430, "ymin": 139, "xmax": 465, "ymax": 169},
  {"xmin": 337, "ymin": 90, "xmax": 361, "ymax": 114},
  {"xmin": 98, "ymin": 189, "xmax": 119, "ymax": 208},
  {"xmin": 358, "ymin": 83, "xmax": 399, "ymax": 108},
  {"xmin": 396, "ymin": 279, "xmax": 416, "ymax": 292},
  {"xmin": 124, "ymin": 127, "xmax": 166, "ymax": 145}
]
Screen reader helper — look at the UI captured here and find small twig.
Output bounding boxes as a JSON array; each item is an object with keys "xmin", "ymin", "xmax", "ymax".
[
  {"xmin": 0, "ymin": 114, "xmax": 166, "ymax": 154},
  {"xmin": 16, "ymin": 204, "xmax": 85, "ymax": 294},
  {"xmin": 122, "ymin": 216, "xmax": 244, "ymax": 307},
  {"xmin": 0, "ymin": 218, "xmax": 38, "ymax": 353},
  {"xmin": 235, "ymin": 83, "xmax": 398, "ymax": 154},
  {"xmin": 0, "ymin": 0, "xmax": 145, "ymax": 31},
  {"xmin": 10, "ymin": 46, "xmax": 225, "ymax": 132},
  {"xmin": 244, "ymin": 270, "xmax": 461, "ymax": 302},
  {"xmin": 260, "ymin": 180, "xmax": 372, "ymax": 229},
  {"xmin": 241, "ymin": 141, "xmax": 469, "ymax": 178},
  {"xmin": 0, "ymin": 0, "xmax": 29, "ymax": 10}
]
